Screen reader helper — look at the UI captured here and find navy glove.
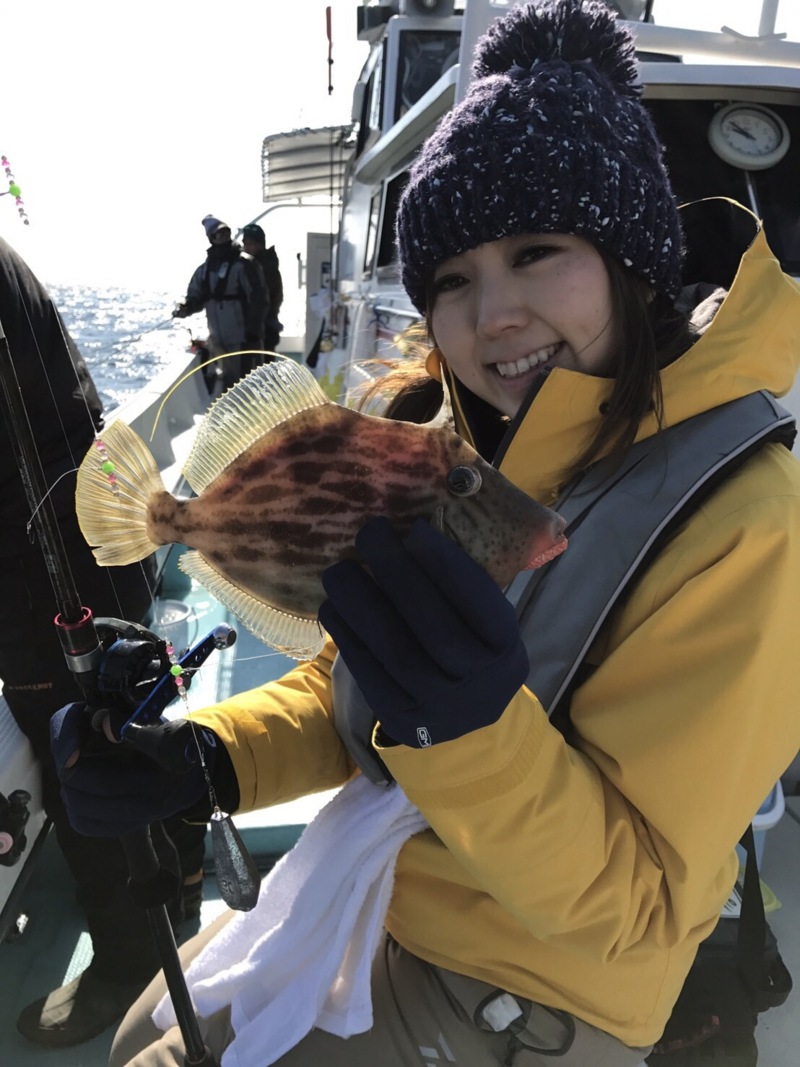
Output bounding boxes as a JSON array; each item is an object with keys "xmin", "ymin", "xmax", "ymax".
[
  {"xmin": 51, "ymin": 703, "xmax": 218, "ymax": 837},
  {"xmin": 319, "ymin": 517, "xmax": 529, "ymax": 748}
]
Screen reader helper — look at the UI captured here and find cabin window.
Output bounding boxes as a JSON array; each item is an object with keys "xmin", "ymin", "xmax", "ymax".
[
  {"xmin": 356, "ymin": 43, "xmax": 386, "ymax": 159},
  {"xmin": 363, "ymin": 192, "xmax": 382, "ymax": 276},
  {"xmin": 394, "ymin": 30, "xmax": 461, "ymax": 123},
  {"xmin": 377, "ymin": 172, "xmax": 409, "ymax": 270},
  {"xmin": 648, "ymin": 97, "xmax": 800, "ymax": 280}
]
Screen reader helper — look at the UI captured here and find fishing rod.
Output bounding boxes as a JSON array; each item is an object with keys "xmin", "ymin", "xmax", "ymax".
[
  {"xmin": 0, "ymin": 312, "xmax": 221, "ymax": 1067},
  {"xmin": 104, "ymin": 315, "xmax": 183, "ymax": 356}
]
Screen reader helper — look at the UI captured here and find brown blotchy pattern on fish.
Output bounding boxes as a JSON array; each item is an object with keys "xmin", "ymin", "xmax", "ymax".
[{"xmin": 145, "ymin": 404, "xmax": 563, "ymax": 619}]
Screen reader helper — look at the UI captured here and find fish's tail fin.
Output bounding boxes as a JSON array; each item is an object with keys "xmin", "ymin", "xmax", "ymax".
[{"xmin": 76, "ymin": 420, "xmax": 167, "ymax": 565}]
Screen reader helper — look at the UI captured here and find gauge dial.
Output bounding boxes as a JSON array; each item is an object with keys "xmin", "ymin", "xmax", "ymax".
[{"xmin": 708, "ymin": 103, "xmax": 790, "ymax": 171}]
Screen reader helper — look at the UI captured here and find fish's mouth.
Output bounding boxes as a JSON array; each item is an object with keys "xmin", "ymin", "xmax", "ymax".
[
  {"xmin": 429, "ymin": 506, "xmax": 568, "ymax": 571},
  {"xmin": 526, "ymin": 532, "xmax": 568, "ymax": 569}
]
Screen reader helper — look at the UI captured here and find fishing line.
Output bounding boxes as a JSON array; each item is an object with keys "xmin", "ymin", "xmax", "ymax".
[
  {"xmin": 25, "ymin": 467, "xmax": 79, "ymax": 538},
  {"xmin": 102, "ymin": 315, "xmax": 181, "ymax": 356}
]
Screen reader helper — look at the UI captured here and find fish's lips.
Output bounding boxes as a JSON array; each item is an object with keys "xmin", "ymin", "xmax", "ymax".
[{"xmin": 525, "ymin": 532, "xmax": 568, "ymax": 570}]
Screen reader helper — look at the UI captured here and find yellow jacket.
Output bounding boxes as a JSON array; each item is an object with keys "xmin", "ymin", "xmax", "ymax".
[{"xmin": 191, "ymin": 212, "xmax": 800, "ymax": 1045}]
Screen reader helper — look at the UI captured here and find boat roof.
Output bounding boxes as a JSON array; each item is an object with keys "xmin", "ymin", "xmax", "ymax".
[{"xmin": 260, "ymin": 125, "xmax": 355, "ymax": 204}]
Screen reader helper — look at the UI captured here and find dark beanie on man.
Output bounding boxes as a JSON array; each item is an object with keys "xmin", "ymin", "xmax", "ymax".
[
  {"xmin": 395, "ymin": 0, "xmax": 684, "ymax": 313},
  {"xmin": 202, "ymin": 214, "xmax": 230, "ymax": 238},
  {"xmin": 242, "ymin": 223, "xmax": 266, "ymax": 243}
]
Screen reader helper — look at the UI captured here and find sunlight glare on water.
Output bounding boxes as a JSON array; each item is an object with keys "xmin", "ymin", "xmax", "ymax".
[{"xmin": 49, "ymin": 283, "xmax": 205, "ymax": 412}]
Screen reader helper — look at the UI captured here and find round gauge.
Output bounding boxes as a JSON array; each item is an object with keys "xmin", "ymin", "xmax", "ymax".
[{"xmin": 708, "ymin": 103, "xmax": 791, "ymax": 171}]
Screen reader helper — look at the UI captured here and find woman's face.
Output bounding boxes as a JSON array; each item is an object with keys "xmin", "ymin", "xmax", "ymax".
[{"xmin": 429, "ymin": 233, "xmax": 617, "ymax": 418}]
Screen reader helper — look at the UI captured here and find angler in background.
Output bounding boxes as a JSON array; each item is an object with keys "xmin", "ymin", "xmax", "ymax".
[
  {"xmin": 0, "ymin": 235, "xmax": 207, "ymax": 1049},
  {"xmin": 55, "ymin": 1, "xmax": 800, "ymax": 1065},
  {"xmin": 173, "ymin": 215, "xmax": 269, "ymax": 389},
  {"xmin": 242, "ymin": 222, "xmax": 284, "ymax": 353}
]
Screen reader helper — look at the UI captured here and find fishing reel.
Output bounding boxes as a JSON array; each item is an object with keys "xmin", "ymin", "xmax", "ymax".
[{"xmin": 87, "ymin": 617, "xmax": 237, "ymax": 740}]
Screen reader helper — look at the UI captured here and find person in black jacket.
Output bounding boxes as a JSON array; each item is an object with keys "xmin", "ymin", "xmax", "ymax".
[
  {"xmin": 0, "ymin": 235, "xmax": 206, "ymax": 1048},
  {"xmin": 242, "ymin": 222, "xmax": 284, "ymax": 352}
]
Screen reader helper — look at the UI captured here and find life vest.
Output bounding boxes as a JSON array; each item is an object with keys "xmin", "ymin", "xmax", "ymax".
[{"xmin": 507, "ymin": 389, "xmax": 796, "ymax": 730}]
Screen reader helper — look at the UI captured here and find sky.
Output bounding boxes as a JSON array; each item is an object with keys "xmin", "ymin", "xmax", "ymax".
[
  {"xmin": 2, "ymin": 0, "xmax": 800, "ymax": 301},
  {"xmin": 1, "ymin": 0, "xmax": 369, "ymax": 296}
]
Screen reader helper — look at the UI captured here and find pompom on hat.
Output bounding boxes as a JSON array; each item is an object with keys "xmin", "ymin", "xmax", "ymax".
[{"xmin": 396, "ymin": 0, "xmax": 684, "ymax": 313}]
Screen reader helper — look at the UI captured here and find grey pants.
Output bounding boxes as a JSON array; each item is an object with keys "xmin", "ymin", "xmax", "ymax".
[{"xmin": 110, "ymin": 912, "xmax": 651, "ymax": 1067}]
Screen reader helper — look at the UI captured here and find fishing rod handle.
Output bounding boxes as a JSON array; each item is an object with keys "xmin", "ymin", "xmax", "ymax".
[
  {"xmin": 146, "ymin": 903, "xmax": 218, "ymax": 1067},
  {"xmin": 120, "ymin": 827, "xmax": 218, "ymax": 1067}
]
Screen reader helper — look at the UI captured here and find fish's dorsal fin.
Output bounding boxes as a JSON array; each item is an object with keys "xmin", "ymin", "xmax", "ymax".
[
  {"xmin": 183, "ymin": 359, "xmax": 331, "ymax": 494},
  {"xmin": 178, "ymin": 550, "xmax": 326, "ymax": 660}
]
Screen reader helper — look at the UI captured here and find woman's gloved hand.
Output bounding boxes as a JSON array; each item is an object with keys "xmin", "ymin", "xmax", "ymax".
[
  {"xmin": 51, "ymin": 702, "xmax": 218, "ymax": 837},
  {"xmin": 319, "ymin": 517, "xmax": 529, "ymax": 748}
]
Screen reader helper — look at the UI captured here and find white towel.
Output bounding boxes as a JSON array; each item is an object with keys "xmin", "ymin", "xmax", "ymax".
[{"xmin": 152, "ymin": 776, "xmax": 427, "ymax": 1067}]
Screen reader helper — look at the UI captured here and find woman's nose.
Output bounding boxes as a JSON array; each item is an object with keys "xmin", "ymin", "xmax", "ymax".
[{"xmin": 475, "ymin": 278, "xmax": 529, "ymax": 338}]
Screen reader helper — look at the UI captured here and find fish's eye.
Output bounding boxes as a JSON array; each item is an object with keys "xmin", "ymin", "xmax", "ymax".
[{"xmin": 446, "ymin": 465, "xmax": 482, "ymax": 497}]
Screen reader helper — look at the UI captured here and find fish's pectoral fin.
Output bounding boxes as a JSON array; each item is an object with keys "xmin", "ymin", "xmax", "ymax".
[{"xmin": 177, "ymin": 551, "xmax": 325, "ymax": 660}]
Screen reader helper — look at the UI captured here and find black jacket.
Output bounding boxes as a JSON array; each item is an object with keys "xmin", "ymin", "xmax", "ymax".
[{"xmin": 0, "ymin": 236, "xmax": 103, "ymax": 553}]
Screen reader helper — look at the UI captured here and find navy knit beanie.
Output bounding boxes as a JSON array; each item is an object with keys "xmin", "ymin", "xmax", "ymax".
[
  {"xmin": 202, "ymin": 214, "xmax": 230, "ymax": 238},
  {"xmin": 396, "ymin": 0, "xmax": 684, "ymax": 313}
]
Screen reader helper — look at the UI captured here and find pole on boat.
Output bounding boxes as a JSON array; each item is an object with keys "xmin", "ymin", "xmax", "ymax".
[
  {"xmin": 0, "ymin": 314, "xmax": 218, "ymax": 1067},
  {"xmin": 326, "ymin": 5, "xmax": 334, "ymax": 94}
]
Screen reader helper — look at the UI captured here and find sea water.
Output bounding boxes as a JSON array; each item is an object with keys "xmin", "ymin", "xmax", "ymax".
[{"xmin": 50, "ymin": 283, "xmax": 205, "ymax": 412}]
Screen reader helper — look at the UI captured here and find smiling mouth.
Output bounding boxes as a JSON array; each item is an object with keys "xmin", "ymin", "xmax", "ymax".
[{"xmin": 494, "ymin": 342, "xmax": 562, "ymax": 379}]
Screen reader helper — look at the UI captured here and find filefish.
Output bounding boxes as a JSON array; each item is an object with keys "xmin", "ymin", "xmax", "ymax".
[{"xmin": 75, "ymin": 359, "xmax": 567, "ymax": 659}]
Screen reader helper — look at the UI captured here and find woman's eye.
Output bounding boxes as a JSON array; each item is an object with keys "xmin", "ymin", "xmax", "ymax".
[
  {"xmin": 515, "ymin": 245, "xmax": 554, "ymax": 266},
  {"xmin": 446, "ymin": 465, "xmax": 482, "ymax": 497},
  {"xmin": 431, "ymin": 273, "xmax": 467, "ymax": 296}
]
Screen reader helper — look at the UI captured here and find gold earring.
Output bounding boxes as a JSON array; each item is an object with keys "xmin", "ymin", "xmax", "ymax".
[{"xmin": 425, "ymin": 346, "xmax": 446, "ymax": 382}]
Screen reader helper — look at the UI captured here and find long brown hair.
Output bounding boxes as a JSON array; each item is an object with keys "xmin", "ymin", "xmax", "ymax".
[
  {"xmin": 562, "ymin": 249, "xmax": 693, "ymax": 482},
  {"xmin": 357, "ymin": 250, "xmax": 694, "ymax": 482}
]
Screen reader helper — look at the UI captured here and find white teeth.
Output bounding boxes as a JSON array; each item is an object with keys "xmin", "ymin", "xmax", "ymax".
[{"xmin": 495, "ymin": 343, "xmax": 559, "ymax": 378}]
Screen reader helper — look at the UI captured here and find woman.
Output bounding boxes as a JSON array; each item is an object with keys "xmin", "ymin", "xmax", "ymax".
[{"xmin": 55, "ymin": 2, "xmax": 800, "ymax": 1064}]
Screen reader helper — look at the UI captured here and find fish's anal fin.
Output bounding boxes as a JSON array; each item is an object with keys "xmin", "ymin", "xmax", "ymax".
[
  {"xmin": 182, "ymin": 359, "xmax": 331, "ymax": 496},
  {"xmin": 178, "ymin": 550, "xmax": 326, "ymax": 660}
]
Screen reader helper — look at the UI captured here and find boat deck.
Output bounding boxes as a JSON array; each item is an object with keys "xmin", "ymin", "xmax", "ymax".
[{"xmin": 1, "ymin": 553, "xmax": 799, "ymax": 1065}]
